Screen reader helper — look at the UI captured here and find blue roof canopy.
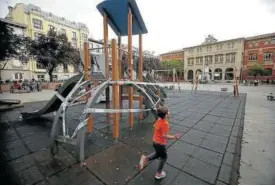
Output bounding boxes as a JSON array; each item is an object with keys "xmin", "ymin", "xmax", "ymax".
[{"xmin": 97, "ymin": 0, "xmax": 148, "ymax": 36}]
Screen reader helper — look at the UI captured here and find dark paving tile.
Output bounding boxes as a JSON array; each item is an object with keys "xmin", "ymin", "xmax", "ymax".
[
  {"xmin": 128, "ymin": 161, "xmax": 180, "ymax": 185},
  {"xmin": 170, "ymin": 141, "xmax": 197, "ymax": 156},
  {"xmin": 209, "ymin": 127, "xmax": 230, "ymax": 137},
  {"xmin": 218, "ymin": 164, "xmax": 232, "ymax": 184},
  {"xmin": 216, "ymin": 180, "xmax": 227, "ymax": 185},
  {"xmin": 212, "ymin": 124, "xmax": 232, "ymax": 132},
  {"xmin": 200, "ymin": 139, "xmax": 227, "ymax": 154},
  {"xmin": 167, "ymin": 148, "xmax": 190, "ymax": 169},
  {"xmin": 33, "ymin": 147, "xmax": 76, "ymax": 177},
  {"xmin": 216, "ymin": 117, "xmax": 235, "ymax": 126},
  {"xmin": 223, "ymin": 153, "xmax": 234, "ymax": 166},
  {"xmin": 183, "ymin": 157, "xmax": 219, "ymax": 184},
  {"xmin": 3, "ymin": 145, "xmax": 29, "ymax": 162},
  {"xmin": 3, "ymin": 128, "xmax": 20, "ymax": 142},
  {"xmin": 185, "ymin": 129, "xmax": 208, "ymax": 138},
  {"xmin": 193, "ymin": 121, "xmax": 215, "ymax": 132},
  {"xmin": 205, "ymin": 133, "xmax": 229, "ymax": 144},
  {"xmin": 226, "ymin": 142, "xmax": 236, "ymax": 154},
  {"xmin": 201, "ymin": 115, "xmax": 220, "ymax": 123},
  {"xmin": 192, "ymin": 147, "xmax": 223, "ymax": 167},
  {"xmin": 17, "ymin": 165, "xmax": 44, "ymax": 184},
  {"xmin": 180, "ymin": 133, "xmax": 204, "ymax": 146},
  {"xmin": 170, "ymin": 124, "xmax": 189, "ymax": 133},
  {"xmin": 47, "ymin": 166, "xmax": 103, "ymax": 185},
  {"xmin": 171, "ymin": 171, "xmax": 208, "ymax": 185},
  {"xmin": 86, "ymin": 142, "xmax": 140, "ymax": 185},
  {"xmin": 7, "ymin": 154, "xmax": 36, "ymax": 173}
]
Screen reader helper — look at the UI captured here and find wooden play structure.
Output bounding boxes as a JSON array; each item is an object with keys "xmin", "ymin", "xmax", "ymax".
[
  {"xmin": 49, "ymin": 0, "xmax": 167, "ymax": 164},
  {"xmin": 233, "ymin": 67, "xmax": 239, "ymax": 97}
]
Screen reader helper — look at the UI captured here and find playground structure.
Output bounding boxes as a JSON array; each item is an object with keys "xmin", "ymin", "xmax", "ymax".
[
  {"xmin": 19, "ymin": 0, "xmax": 167, "ymax": 164},
  {"xmin": 233, "ymin": 67, "xmax": 239, "ymax": 97}
]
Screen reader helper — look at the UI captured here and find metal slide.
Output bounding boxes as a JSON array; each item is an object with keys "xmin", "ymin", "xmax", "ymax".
[
  {"xmin": 20, "ymin": 74, "xmax": 83, "ymax": 119},
  {"xmin": 145, "ymin": 73, "xmax": 167, "ymax": 98}
]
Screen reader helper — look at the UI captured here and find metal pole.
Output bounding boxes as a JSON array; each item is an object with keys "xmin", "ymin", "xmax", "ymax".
[
  {"xmin": 138, "ymin": 33, "xmax": 143, "ymax": 120},
  {"xmin": 128, "ymin": 8, "xmax": 134, "ymax": 128},
  {"xmin": 104, "ymin": 14, "xmax": 110, "ymax": 124}
]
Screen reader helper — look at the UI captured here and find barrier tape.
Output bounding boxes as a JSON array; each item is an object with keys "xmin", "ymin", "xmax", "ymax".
[{"xmin": 84, "ymin": 108, "xmax": 153, "ymax": 114}]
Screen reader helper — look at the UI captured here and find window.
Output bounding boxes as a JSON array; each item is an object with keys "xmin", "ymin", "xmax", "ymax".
[
  {"xmin": 264, "ymin": 40, "xmax": 269, "ymax": 45},
  {"xmin": 255, "ymin": 42, "xmax": 259, "ymax": 47},
  {"xmin": 36, "ymin": 63, "xmax": 44, "ymax": 69},
  {"xmin": 215, "ymin": 55, "xmax": 219, "ymax": 63},
  {"xmin": 34, "ymin": 32, "xmax": 43, "ymax": 40},
  {"xmin": 37, "ymin": 75, "xmax": 45, "ymax": 81},
  {"xmin": 249, "ymin": 54, "xmax": 258, "ymax": 61},
  {"xmin": 32, "ymin": 18, "xmax": 43, "ymax": 29},
  {"xmin": 220, "ymin": 55, "xmax": 223, "ymax": 62},
  {"xmin": 72, "ymin": 43, "xmax": 77, "ymax": 48},
  {"xmin": 226, "ymin": 54, "xmax": 230, "ymax": 62},
  {"xmin": 82, "ymin": 33, "xmax": 88, "ymax": 41},
  {"xmin": 61, "ymin": 29, "xmax": 66, "ymax": 35},
  {"xmin": 271, "ymin": 38, "xmax": 275, "ymax": 44},
  {"xmin": 188, "ymin": 58, "xmax": 194, "ymax": 65},
  {"xmin": 196, "ymin": 57, "xmax": 200, "ymax": 64},
  {"xmin": 14, "ymin": 73, "xmax": 23, "ymax": 80},
  {"xmin": 263, "ymin": 52, "xmax": 273, "ymax": 61},
  {"xmin": 197, "ymin": 48, "xmax": 200, "ymax": 52},
  {"xmin": 200, "ymin": 57, "xmax": 203, "ymax": 64},
  {"xmin": 249, "ymin": 43, "xmax": 253, "ymax": 48},
  {"xmin": 63, "ymin": 64, "xmax": 68, "ymax": 73},
  {"xmin": 72, "ymin": 32, "xmax": 77, "ymax": 41},
  {"xmin": 206, "ymin": 46, "xmax": 211, "ymax": 52},
  {"xmin": 231, "ymin": 53, "xmax": 236, "ymax": 62},
  {"xmin": 228, "ymin": 43, "xmax": 231, "ymax": 49},
  {"xmin": 48, "ymin": 25, "xmax": 55, "ymax": 31},
  {"xmin": 189, "ymin": 49, "xmax": 193, "ymax": 54}
]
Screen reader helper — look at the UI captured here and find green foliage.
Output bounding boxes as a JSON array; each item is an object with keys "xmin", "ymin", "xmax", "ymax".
[
  {"xmin": 263, "ymin": 68, "xmax": 272, "ymax": 76},
  {"xmin": 161, "ymin": 60, "xmax": 184, "ymax": 73},
  {"xmin": 0, "ymin": 21, "xmax": 31, "ymax": 69},
  {"xmin": 29, "ymin": 30, "xmax": 82, "ymax": 81},
  {"xmin": 248, "ymin": 64, "xmax": 264, "ymax": 76}
]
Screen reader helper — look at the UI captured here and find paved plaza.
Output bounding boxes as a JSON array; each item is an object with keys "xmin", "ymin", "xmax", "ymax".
[{"xmin": 0, "ymin": 87, "xmax": 247, "ymax": 185}]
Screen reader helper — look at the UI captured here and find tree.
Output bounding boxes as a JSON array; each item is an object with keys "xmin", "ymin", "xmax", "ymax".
[
  {"xmin": 161, "ymin": 59, "xmax": 184, "ymax": 76},
  {"xmin": 29, "ymin": 30, "xmax": 80, "ymax": 81},
  {"xmin": 0, "ymin": 21, "xmax": 30, "ymax": 70},
  {"xmin": 248, "ymin": 64, "xmax": 264, "ymax": 78}
]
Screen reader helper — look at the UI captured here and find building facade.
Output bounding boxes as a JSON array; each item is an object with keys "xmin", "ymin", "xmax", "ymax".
[
  {"xmin": 242, "ymin": 33, "xmax": 275, "ymax": 80},
  {"xmin": 2, "ymin": 3, "xmax": 89, "ymax": 81},
  {"xmin": 0, "ymin": 18, "xmax": 32, "ymax": 81},
  {"xmin": 159, "ymin": 49, "xmax": 184, "ymax": 62},
  {"xmin": 184, "ymin": 35, "xmax": 244, "ymax": 82}
]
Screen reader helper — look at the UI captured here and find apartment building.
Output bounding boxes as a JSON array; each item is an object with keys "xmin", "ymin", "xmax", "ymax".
[
  {"xmin": 184, "ymin": 35, "xmax": 244, "ymax": 81},
  {"xmin": 159, "ymin": 49, "xmax": 184, "ymax": 62},
  {"xmin": 3, "ymin": 3, "xmax": 89, "ymax": 81},
  {"xmin": 0, "ymin": 18, "xmax": 31, "ymax": 81},
  {"xmin": 242, "ymin": 33, "xmax": 275, "ymax": 80}
]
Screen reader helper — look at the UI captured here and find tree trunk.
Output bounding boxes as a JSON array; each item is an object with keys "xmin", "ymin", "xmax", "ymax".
[{"xmin": 48, "ymin": 69, "xmax": 53, "ymax": 82}]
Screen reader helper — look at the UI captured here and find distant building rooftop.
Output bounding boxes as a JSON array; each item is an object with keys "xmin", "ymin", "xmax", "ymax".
[
  {"xmin": 245, "ymin": 32, "xmax": 275, "ymax": 41},
  {"xmin": 0, "ymin": 18, "xmax": 26, "ymax": 28}
]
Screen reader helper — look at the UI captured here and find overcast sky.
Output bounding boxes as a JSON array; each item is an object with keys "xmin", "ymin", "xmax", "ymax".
[{"xmin": 1, "ymin": 0, "xmax": 275, "ymax": 54}]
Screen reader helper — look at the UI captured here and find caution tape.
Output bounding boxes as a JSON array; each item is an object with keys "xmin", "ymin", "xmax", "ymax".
[{"xmin": 83, "ymin": 108, "xmax": 154, "ymax": 114}]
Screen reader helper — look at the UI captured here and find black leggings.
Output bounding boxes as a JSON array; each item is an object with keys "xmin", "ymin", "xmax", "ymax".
[{"xmin": 146, "ymin": 142, "xmax": 167, "ymax": 173}]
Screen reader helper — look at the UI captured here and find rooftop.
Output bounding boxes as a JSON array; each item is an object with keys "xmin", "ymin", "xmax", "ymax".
[
  {"xmin": 13, "ymin": 3, "xmax": 89, "ymax": 32},
  {"xmin": 0, "ymin": 18, "xmax": 27, "ymax": 28},
  {"xmin": 245, "ymin": 32, "xmax": 275, "ymax": 41},
  {"xmin": 160, "ymin": 49, "xmax": 184, "ymax": 56}
]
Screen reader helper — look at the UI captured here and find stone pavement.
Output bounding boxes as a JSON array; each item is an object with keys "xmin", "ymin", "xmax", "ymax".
[{"xmin": 0, "ymin": 91, "xmax": 245, "ymax": 185}]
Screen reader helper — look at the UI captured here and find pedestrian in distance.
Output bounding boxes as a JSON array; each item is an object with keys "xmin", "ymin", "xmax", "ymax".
[{"xmin": 138, "ymin": 106, "xmax": 180, "ymax": 179}]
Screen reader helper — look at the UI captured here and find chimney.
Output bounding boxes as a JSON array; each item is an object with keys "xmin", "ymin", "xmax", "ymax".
[{"xmin": 8, "ymin": 6, "xmax": 13, "ymax": 13}]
